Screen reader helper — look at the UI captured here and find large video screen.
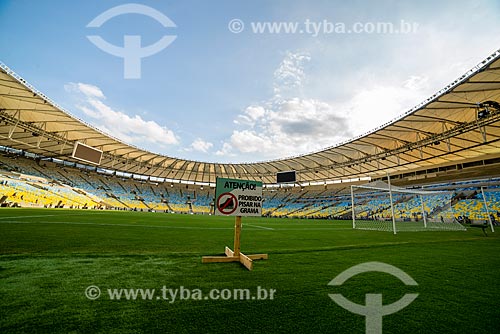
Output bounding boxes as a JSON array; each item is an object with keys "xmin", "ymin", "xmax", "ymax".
[
  {"xmin": 71, "ymin": 142, "xmax": 102, "ymax": 165},
  {"xmin": 277, "ymin": 171, "xmax": 296, "ymax": 183}
]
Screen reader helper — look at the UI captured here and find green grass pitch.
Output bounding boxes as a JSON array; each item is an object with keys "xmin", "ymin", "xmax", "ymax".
[{"xmin": 1, "ymin": 208, "xmax": 499, "ymax": 333}]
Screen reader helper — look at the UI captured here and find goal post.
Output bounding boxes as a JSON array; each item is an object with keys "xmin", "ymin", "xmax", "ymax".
[
  {"xmin": 387, "ymin": 174, "xmax": 397, "ymax": 235},
  {"xmin": 351, "ymin": 181, "xmax": 466, "ymax": 234},
  {"xmin": 480, "ymin": 187, "xmax": 495, "ymax": 233}
]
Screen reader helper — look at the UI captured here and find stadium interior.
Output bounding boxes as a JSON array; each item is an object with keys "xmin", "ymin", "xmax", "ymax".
[
  {"xmin": 4, "ymin": 0, "xmax": 500, "ymax": 332},
  {"xmin": 1, "ymin": 50, "xmax": 500, "ymax": 225}
]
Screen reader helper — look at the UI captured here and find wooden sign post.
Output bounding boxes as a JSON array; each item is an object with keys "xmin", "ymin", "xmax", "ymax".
[
  {"xmin": 202, "ymin": 178, "xmax": 267, "ymax": 270},
  {"xmin": 202, "ymin": 216, "xmax": 268, "ymax": 270}
]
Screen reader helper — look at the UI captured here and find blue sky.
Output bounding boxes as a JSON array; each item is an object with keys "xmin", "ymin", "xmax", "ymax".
[{"xmin": 1, "ymin": 0, "xmax": 499, "ymax": 163}]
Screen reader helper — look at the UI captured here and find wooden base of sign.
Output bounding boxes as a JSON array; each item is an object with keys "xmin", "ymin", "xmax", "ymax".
[{"xmin": 202, "ymin": 216, "xmax": 268, "ymax": 270}]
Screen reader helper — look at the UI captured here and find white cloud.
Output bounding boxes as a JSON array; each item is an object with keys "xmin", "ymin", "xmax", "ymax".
[
  {"xmin": 403, "ymin": 76, "xmax": 429, "ymax": 91},
  {"xmin": 216, "ymin": 47, "xmax": 443, "ymax": 161},
  {"xmin": 340, "ymin": 82, "xmax": 430, "ymax": 137},
  {"xmin": 189, "ymin": 138, "xmax": 213, "ymax": 153},
  {"xmin": 226, "ymin": 98, "xmax": 351, "ymax": 159},
  {"xmin": 65, "ymin": 82, "xmax": 104, "ymax": 99},
  {"xmin": 234, "ymin": 105, "xmax": 266, "ymax": 126},
  {"xmin": 217, "ymin": 51, "xmax": 351, "ymax": 160},
  {"xmin": 273, "ymin": 51, "xmax": 311, "ymax": 97},
  {"xmin": 67, "ymin": 82, "xmax": 178, "ymax": 147},
  {"xmin": 215, "ymin": 142, "xmax": 235, "ymax": 157}
]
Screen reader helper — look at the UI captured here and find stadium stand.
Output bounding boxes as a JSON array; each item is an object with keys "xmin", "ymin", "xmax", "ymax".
[{"xmin": 1, "ymin": 148, "xmax": 500, "ymax": 225}]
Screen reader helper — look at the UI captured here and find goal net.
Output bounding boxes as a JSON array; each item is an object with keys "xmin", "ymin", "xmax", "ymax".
[{"xmin": 351, "ymin": 181, "xmax": 466, "ymax": 234}]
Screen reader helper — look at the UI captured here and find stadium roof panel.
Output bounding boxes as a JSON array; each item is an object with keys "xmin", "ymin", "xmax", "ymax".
[{"xmin": 1, "ymin": 49, "xmax": 500, "ymax": 185}]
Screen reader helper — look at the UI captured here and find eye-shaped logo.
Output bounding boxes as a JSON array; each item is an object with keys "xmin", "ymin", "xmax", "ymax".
[
  {"xmin": 328, "ymin": 262, "xmax": 418, "ymax": 334},
  {"xmin": 86, "ymin": 3, "xmax": 177, "ymax": 79}
]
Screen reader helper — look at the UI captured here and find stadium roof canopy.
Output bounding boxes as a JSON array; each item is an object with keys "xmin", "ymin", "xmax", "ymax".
[{"xmin": 1, "ymin": 49, "xmax": 500, "ymax": 186}]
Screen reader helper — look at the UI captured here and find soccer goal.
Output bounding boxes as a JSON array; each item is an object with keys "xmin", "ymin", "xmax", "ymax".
[{"xmin": 350, "ymin": 180, "xmax": 466, "ymax": 234}]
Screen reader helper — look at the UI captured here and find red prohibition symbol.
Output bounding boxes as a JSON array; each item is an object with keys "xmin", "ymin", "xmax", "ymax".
[{"xmin": 217, "ymin": 192, "xmax": 238, "ymax": 215}]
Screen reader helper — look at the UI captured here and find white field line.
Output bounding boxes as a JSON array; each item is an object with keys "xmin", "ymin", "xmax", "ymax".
[{"xmin": 244, "ymin": 223, "xmax": 274, "ymax": 230}]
